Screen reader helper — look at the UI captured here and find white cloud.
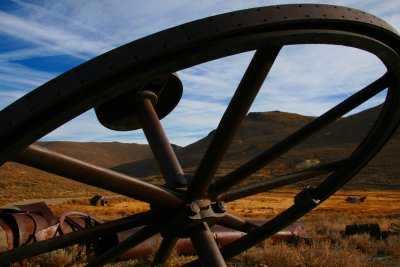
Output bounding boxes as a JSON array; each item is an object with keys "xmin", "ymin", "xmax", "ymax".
[
  {"xmin": 0, "ymin": 61, "xmax": 54, "ymax": 91},
  {"xmin": 0, "ymin": 11, "xmax": 111, "ymax": 59},
  {"xmin": 250, "ymin": 45, "xmax": 387, "ymax": 116}
]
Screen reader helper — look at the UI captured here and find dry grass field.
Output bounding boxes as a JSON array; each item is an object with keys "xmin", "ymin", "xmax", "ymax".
[
  {"xmin": 1, "ymin": 161, "xmax": 399, "ymax": 266},
  {"xmin": 34, "ymin": 188, "xmax": 399, "ymax": 267},
  {"xmin": 1, "ymin": 159, "xmax": 399, "ymax": 266},
  {"xmin": 47, "ymin": 189, "xmax": 400, "ymax": 222}
]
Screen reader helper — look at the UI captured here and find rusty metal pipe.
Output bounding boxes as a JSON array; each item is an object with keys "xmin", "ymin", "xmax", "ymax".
[
  {"xmin": 189, "ymin": 222, "xmax": 227, "ymax": 267},
  {"xmin": 14, "ymin": 145, "xmax": 182, "ymax": 207},
  {"xmin": 217, "ymin": 213, "xmax": 259, "ymax": 233},
  {"xmin": 217, "ymin": 159, "xmax": 350, "ymax": 202},
  {"xmin": 214, "ymin": 206, "xmax": 301, "ymax": 263},
  {"xmin": 116, "ymin": 223, "xmax": 309, "ymax": 259},
  {"xmin": 187, "ymin": 47, "xmax": 282, "ymax": 201},
  {"xmin": 135, "ymin": 98, "xmax": 186, "ymax": 189},
  {"xmin": 153, "ymin": 236, "xmax": 178, "ymax": 266},
  {"xmin": 86, "ymin": 224, "xmax": 160, "ymax": 267}
]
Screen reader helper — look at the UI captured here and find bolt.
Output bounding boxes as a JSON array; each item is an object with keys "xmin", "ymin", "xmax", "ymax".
[
  {"xmin": 212, "ymin": 201, "xmax": 227, "ymax": 213},
  {"xmin": 201, "ymin": 221, "xmax": 209, "ymax": 230},
  {"xmin": 186, "ymin": 202, "xmax": 200, "ymax": 216}
]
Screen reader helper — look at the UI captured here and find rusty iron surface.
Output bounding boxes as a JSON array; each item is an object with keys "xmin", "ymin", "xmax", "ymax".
[
  {"xmin": 0, "ymin": 205, "xmax": 104, "ymax": 253},
  {"xmin": 0, "ymin": 219, "xmax": 13, "ymax": 251}
]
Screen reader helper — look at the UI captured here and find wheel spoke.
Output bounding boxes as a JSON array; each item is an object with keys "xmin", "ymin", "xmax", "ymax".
[
  {"xmin": 220, "ymin": 205, "xmax": 306, "ymax": 259},
  {"xmin": 153, "ymin": 236, "xmax": 179, "ymax": 266},
  {"xmin": 217, "ymin": 213, "xmax": 259, "ymax": 233},
  {"xmin": 217, "ymin": 159, "xmax": 350, "ymax": 202},
  {"xmin": 0, "ymin": 211, "xmax": 154, "ymax": 264},
  {"xmin": 86, "ymin": 224, "xmax": 159, "ymax": 267},
  {"xmin": 219, "ymin": 169, "xmax": 362, "ymax": 260},
  {"xmin": 136, "ymin": 98, "xmax": 186, "ymax": 189},
  {"xmin": 14, "ymin": 145, "xmax": 183, "ymax": 207},
  {"xmin": 187, "ymin": 222, "xmax": 227, "ymax": 267},
  {"xmin": 187, "ymin": 205, "xmax": 308, "ymax": 267},
  {"xmin": 186, "ymin": 47, "xmax": 282, "ymax": 201},
  {"xmin": 209, "ymin": 74, "xmax": 389, "ymax": 195}
]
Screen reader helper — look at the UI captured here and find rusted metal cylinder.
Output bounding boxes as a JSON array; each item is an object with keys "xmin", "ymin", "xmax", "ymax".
[
  {"xmin": 0, "ymin": 218, "xmax": 13, "ymax": 251},
  {"xmin": 108, "ymin": 223, "xmax": 310, "ymax": 259},
  {"xmin": 115, "ymin": 227, "xmax": 162, "ymax": 260},
  {"xmin": 0, "ymin": 212, "xmax": 50, "ymax": 250},
  {"xmin": 0, "ymin": 207, "xmax": 104, "ymax": 253},
  {"xmin": 16, "ymin": 213, "xmax": 49, "ymax": 245}
]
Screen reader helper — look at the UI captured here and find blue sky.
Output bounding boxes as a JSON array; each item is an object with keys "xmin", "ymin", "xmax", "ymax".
[{"xmin": 0, "ymin": 0, "xmax": 399, "ymax": 146}]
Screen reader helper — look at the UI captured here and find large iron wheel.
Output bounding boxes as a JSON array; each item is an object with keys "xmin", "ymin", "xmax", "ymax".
[{"xmin": 1, "ymin": 4, "xmax": 400, "ymax": 266}]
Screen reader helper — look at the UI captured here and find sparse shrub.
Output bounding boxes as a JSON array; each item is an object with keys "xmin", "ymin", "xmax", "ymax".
[
  {"xmin": 38, "ymin": 249, "xmax": 74, "ymax": 267},
  {"xmin": 240, "ymin": 240, "xmax": 365, "ymax": 267},
  {"xmin": 376, "ymin": 235, "xmax": 400, "ymax": 256},
  {"xmin": 244, "ymin": 241, "xmax": 292, "ymax": 267},
  {"xmin": 37, "ymin": 245, "xmax": 86, "ymax": 267},
  {"xmin": 346, "ymin": 234, "xmax": 377, "ymax": 255},
  {"xmin": 299, "ymin": 240, "xmax": 364, "ymax": 267}
]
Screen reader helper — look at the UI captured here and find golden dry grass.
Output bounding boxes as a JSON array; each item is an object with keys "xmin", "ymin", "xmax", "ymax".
[
  {"xmin": 33, "ymin": 188, "xmax": 399, "ymax": 266},
  {"xmin": 36, "ymin": 245, "xmax": 87, "ymax": 267},
  {"xmin": 226, "ymin": 189, "xmax": 400, "ymax": 221},
  {"xmin": 0, "ymin": 162, "xmax": 113, "ymax": 207},
  {"xmin": 2, "ymin": 171, "xmax": 399, "ymax": 266},
  {"xmin": 46, "ymin": 188, "xmax": 400, "ymax": 223},
  {"xmin": 240, "ymin": 240, "xmax": 365, "ymax": 267},
  {"xmin": 49, "ymin": 197, "xmax": 149, "ymax": 220}
]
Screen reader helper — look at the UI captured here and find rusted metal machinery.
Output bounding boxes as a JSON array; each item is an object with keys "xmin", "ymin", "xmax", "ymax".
[
  {"xmin": 0, "ymin": 4, "xmax": 400, "ymax": 266},
  {"xmin": 0, "ymin": 205, "xmax": 310, "ymax": 260},
  {"xmin": 0, "ymin": 202, "xmax": 103, "ymax": 252}
]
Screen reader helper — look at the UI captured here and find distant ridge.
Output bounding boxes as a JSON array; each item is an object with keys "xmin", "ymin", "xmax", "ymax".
[
  {"xmin": 114, "ymin": 105, "xmax": 400, "ymax": 189},
  {"xmin": 1, "ymin": 105, "xmax": 398, "ymax": 196},
  {"xmin": 36, "ymin": 141, "xmax": 152, "ymax": 168}
]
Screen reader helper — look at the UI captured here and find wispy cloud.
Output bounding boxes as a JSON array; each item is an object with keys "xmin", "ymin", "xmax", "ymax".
[
  {"xmin": 0, "ymin": 61, "xmax": 54, "ymax": 92},
  {"xmin": 251, "ymin": 45, "xmax": 387, "ymax": 116},
  {"xmin": 0, "ymin": 11, "xmax": 111, "ymax": 59},
  {"xmin": 0, "ymin": 0, "xmax": 399, "ymax": 146}
]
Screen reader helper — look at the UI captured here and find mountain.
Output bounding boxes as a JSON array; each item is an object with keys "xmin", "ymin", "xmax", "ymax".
[
  {"xmin": 114, "ymin": 105, "xmax": 400, "ymax": 189},
  {"xmin": 0, "ymin": 141, "xmax": 153, "ymax": 206},
  {"xmin": 36, "ymin": 141, "xmax": 152, "ymax": 168},
  {"xmin": 1, "ymin": 104, "xmax": 399, "ymax": 207}
]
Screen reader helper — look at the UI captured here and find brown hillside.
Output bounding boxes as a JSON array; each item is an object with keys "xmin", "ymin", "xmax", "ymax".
[
  {"xmin": 113, "ymin": 110, "xmax": 320, "ymax": 177},
  {"xmin": 114, "ymin": 106, "xmax": 400, "ymax": 189},
  {"xmin": 302, "ymin": 105, "xmax": 383, "ymax": 147},
  {"xmin": 1, "ymin": 105, "xmax": 399, "ymax": 206},
  {"xmin": 0, "ymin": 142, "xmax": 153, "ymax": 206},
  {"xmin": 37, "ymin": 141, "xmax": 152, "ymax": 168}
]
